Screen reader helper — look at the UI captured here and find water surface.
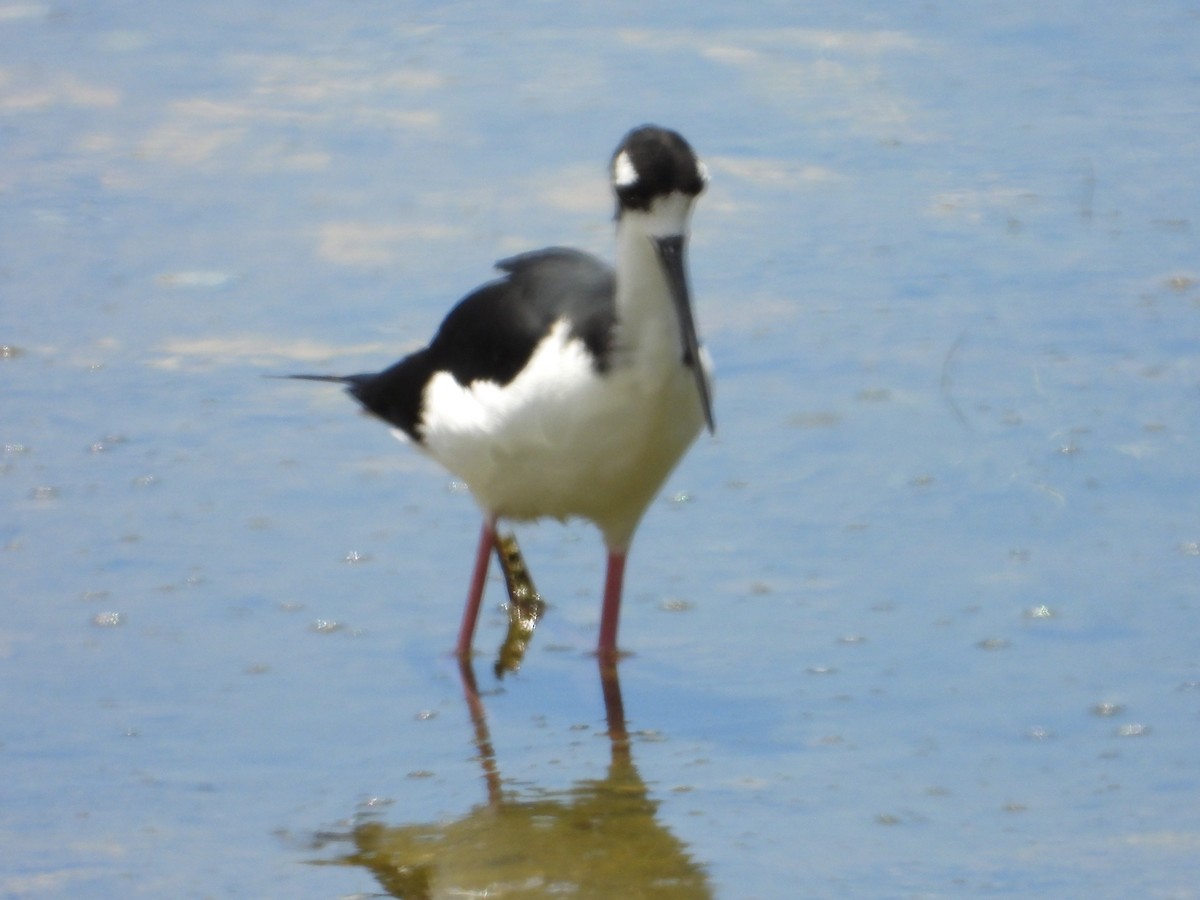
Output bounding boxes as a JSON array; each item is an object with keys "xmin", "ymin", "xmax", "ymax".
[{"xmin": 3, "ymin": 2, "xmax": 1199, "ymax": 897}]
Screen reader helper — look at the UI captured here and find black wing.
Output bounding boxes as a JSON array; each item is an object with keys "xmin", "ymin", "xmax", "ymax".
[
  {"xmin": 344, "ymin": 248, "xmax": 616, "ymax": 442},
  {"xmin": 433, "ymin": 247, "xmax": 616, "ymax": 384}
]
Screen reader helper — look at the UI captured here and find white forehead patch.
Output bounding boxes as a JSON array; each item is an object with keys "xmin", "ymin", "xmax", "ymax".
[
  {"xmin": 697, "ymin": 159, "xmax": 710, "ymax": 184},
  {"xmin": 612, "ymin": 150, "xmax": 639, "ymax": 188}
]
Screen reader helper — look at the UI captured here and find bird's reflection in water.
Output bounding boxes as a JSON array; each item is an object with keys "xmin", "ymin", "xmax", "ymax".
[{"xmin": 316, "ymin": 659, "xmax": 712, "ymax": 899}]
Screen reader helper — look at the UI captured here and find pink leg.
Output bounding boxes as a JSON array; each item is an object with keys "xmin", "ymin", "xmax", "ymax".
[
  {"xmin": 456, "ymin": 519, "xmax": 497, "ymax": 657},
  {"xmin": 596, "ymin": 550, "xmax": 627, "ymax": 660}
]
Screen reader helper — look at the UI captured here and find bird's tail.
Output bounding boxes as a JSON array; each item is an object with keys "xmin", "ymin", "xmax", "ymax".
[
  {"xmin": 273, "ymin": 373, "xmax": 357, "ymax": 384},
  {"xmin": 268, "ymin": 373, "xmax": 379, "ymax": 390}
]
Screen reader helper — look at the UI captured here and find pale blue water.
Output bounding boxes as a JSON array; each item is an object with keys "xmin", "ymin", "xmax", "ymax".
[{"xmin": 3, "ymin": 2, "xmax": 1199, "ymax": 897}]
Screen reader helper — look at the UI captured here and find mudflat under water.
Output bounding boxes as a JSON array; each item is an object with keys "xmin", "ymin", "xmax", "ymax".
[{"xmin": 3, "ymin": 3, "xmax": 1199, "ymax": 897}]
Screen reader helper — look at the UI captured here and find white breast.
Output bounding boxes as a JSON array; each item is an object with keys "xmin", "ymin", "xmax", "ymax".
[{"xmin": 417, "ymin": 321, "xmax": 706, "ymax": 550}]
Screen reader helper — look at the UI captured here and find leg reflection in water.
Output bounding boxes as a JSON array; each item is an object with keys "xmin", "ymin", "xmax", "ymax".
[{"xmin": 315, "ymin": 658, "xmax": 712, "ymax": 899}]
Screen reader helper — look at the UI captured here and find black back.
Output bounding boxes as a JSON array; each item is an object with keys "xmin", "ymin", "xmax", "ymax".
[{"xmin": 345, "ymin": 248, "xmax": 616, "ymax": 442}]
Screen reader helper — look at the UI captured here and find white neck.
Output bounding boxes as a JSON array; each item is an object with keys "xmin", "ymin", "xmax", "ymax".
[{"xmin": 611, "ymin": 193, "xmax": 696, "ymax": 368}]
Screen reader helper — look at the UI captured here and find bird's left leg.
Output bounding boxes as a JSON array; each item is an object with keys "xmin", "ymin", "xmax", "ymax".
[{"xmin": 596, "ymin": 550, "xmax": 628, "ymax": 661}]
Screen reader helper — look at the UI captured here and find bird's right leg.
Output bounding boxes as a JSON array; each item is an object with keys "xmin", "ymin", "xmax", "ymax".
[{"xmin": 456, "ymin": 518, "xmax": 497, "ymax": 657}]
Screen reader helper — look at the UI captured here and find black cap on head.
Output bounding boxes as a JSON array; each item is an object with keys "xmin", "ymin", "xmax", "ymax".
[{"xmin": 611, "ymin": 126, "xmax": 707, "ymax": 213}]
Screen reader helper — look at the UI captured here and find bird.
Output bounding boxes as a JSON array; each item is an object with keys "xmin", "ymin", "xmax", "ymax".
[{"xmin": 286, "ymin": 125, "xmax": 713, "ymax": 661}]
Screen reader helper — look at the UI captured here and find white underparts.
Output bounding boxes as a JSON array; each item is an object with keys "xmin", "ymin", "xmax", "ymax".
[{"xmin": 418, "ymin": 318, "xmax": 706, "ymax": 550}]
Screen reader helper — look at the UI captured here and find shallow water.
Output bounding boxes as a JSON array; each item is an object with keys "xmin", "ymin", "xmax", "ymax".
[{"xmin": 3, "ymin": 2, "xmax": 1199, "ymax": 898}]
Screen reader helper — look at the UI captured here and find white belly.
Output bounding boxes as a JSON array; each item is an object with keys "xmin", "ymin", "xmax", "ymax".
[{"xmin": 417, "ymin": 322, "xmax": 706, "ymax": 550}]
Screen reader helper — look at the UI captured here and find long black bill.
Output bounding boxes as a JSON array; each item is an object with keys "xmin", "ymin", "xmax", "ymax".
[{"xmin": 654, "ymin": 235, "xmax": 715, "ymax": 433}]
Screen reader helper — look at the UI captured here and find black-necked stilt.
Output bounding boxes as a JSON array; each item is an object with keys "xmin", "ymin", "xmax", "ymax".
[{"xmin": 287, "ymin": 125, "xmax": 713, "ymax": 661}]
